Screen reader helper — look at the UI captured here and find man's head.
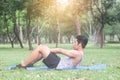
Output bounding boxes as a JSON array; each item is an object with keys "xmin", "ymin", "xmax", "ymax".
[{"xmin": 73, "ymin": 35, "xmax": 88, "ymax": 50}]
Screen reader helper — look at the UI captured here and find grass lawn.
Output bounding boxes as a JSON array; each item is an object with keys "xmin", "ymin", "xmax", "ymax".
[{"xmin": 0, "ymin": 44, "xmax": 120, "ymax": 80}]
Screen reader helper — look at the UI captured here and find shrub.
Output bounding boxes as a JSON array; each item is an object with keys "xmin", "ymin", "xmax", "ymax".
[{"xmin": 107, "ymin": 41, "xmax": 120, "ymax": 44}]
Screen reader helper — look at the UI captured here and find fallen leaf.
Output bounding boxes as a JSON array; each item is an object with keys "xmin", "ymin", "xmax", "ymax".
[{"xmin": 74, "ymin": 77, "xmax": 87, "ymax": 80}]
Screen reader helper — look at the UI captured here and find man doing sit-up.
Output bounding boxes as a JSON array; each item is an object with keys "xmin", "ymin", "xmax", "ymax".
[{"xmin": 14, "ymin": 35, "xmax": 88, "ymax": 70}]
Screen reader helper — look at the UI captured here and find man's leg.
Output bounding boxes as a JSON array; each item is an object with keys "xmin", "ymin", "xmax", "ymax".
[{"xmin": 21, "ymin": 45, "xmax": 50, "ymax": 67}]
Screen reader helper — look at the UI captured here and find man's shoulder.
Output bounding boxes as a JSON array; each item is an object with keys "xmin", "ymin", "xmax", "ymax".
[
  {"xmin": 71, "ymin": 50, "xmax": 83, "ymax": 53},
  {"xmin": 75, "ymin": 50, "xmax": 84, "ymax": 57},
  {"xmin": 70, "ymin": 50, "xmax": 83, "ymax": 55}
]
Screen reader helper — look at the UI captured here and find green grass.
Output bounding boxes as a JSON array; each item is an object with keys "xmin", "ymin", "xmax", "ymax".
[{"xmin": 0, "ymin": 44, "xmax": 120, "ymax": 80}]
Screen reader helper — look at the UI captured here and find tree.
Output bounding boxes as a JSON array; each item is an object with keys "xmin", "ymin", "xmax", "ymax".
[
  {"xmin": 10, "ymin": 0, "xmax": 25, "ymax": 48},
  {"xmin": 104, "ymin": 23, "xmax": 120, "ymax": 41},
  {"xmin": 92, "ymin": 0, "xmax": 116, "ymax": 48},
  {"xmin": 24, "ymin": 0, "xmax": 55, "ymax": 49},
  {"xmin": 0, "ymin": 0, "xmax": 25, "ymax": 48}
]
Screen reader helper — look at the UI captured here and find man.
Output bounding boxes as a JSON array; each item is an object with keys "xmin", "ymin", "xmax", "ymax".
[{"xmin": 14, "ymin": 35, "xmax": 88, "ymax": 70}]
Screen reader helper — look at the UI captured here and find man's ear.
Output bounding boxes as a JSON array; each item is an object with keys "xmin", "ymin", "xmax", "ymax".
[{"xmin": 78, "ymin": 43, "xmax": 82, "ymax": 47}]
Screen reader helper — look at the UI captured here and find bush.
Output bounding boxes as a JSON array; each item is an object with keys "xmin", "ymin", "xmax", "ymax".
[{"xmin": 107, "ymin": 41, "xmax": 120, "ymax": 44}]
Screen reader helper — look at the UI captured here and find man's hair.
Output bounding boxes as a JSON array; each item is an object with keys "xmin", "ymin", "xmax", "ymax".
[{"xmin": 76, "ymin": 35, "xmax": 88, "ymax": 48}]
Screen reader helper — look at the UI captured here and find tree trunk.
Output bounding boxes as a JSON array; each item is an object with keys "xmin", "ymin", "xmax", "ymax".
[
  {"xmin": 13, "ymin": 14, "xmax": 24, "ymax": 48},
  {"xmin": 33, "ymin": 19, "xmax": 42, "ymax": 45},
  {"xmin": 26, "ymin": 15, "xmax": 33, "ymax": 50},
  {"xmin": 36, "ymin": 26, "xmax": 41, "ymax": 45},
  {"xmin": 74, "ymin": 15, "xmax": 81, "ymax": 35},
  {"xmin": 4, "ymin": 13, "xmax": 15, "ymax": 48},
  {"xmin": 96, "ymin": 23, "xmax": 104, "ymax": 48},
  {"xmin": 49, "ymin": 36, "xmax": 52, "ymax": 43},
  {"xmin": 37, "ymin": 33, "xmax": 41, "ymax": 45},
  {"xmin": 19, "ymin": 26, "xmax": 23, "ymax": 41},
  {"xmin": 87, "ymin": 11, "xmax": 93, "ymax": 42},
  {"xmin": 67, "ymin": 36, "xmax": 71, "ymax": 43},
  {"xmin": 117, "ymin": 34, "xmax": 120, "ymax": 41},
  {"xmin": 18, "ymin": 11, "xmax": 24, "ymax": 42},
  {"xmin": 56, "ymin": 19, "xmax": 60, "ymax": 48}
]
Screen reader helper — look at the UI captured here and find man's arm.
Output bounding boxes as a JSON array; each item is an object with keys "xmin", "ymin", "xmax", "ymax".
[{"xmin": 50, "ymin": 48, "xmax": 79, "ymax": 58}]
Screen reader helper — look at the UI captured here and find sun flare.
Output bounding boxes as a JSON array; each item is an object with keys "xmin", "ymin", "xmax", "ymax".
[{"xmin": 56, "ymin": 0, "xmax": 69, "ymax": 7}]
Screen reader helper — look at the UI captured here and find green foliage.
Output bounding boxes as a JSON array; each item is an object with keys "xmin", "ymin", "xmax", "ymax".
[
  {"xmin": 104, "ymin": 24, "xmax": 113, "ymax": 35},
  {"xmin": 0, "ymin": 0, "xmax": 120, "ymax": 47},
  {"xmin": 93, "ymin": 0, "xmax": 116, "ymax": 25},
  {"xmin": 104, "ymin": 23, "xmax": 120, "ymax": 36},
  {"xmin": 107, "ymin": 41, "xmax": 120, "ymax": 44},
  {"xmin": 115, "ymin": 0, "xmax": 120, "ymax": 22}
]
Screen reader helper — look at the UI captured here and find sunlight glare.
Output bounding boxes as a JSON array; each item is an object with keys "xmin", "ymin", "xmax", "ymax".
[{"xmin": 57, "ymin": 0, "xmax": 69, "ymax": 7}]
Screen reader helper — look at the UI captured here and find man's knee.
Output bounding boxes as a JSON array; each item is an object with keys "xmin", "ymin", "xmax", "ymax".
[
  {"xmin": 37, "ymin": 45, "xmax": 49, "ymax": 50},
  {"xmin": 37, "ymin": 45, "xmax": 50, "ymax": 53},
  {"xmin": 37, "ymin": 45, "xmax": 50, "ymax": 58}
]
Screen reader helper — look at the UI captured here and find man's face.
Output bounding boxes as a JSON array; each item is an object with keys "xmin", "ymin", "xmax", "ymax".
[{"xmin": 73, "ymin": 39, "xmax": 79, "ymax": 50}]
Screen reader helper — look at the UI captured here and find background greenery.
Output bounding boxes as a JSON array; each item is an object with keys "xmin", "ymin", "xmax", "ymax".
[
  {"xmin": 0, "ymin": 0, "xmax": 120, "ymax": 50},
  {"xmin": 0, "ymin": 44, "xmax": 120, "ymax": 80},
  {"xmin": 0, "ymin": 0, "xmax": 120, "ymax": 79}
]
